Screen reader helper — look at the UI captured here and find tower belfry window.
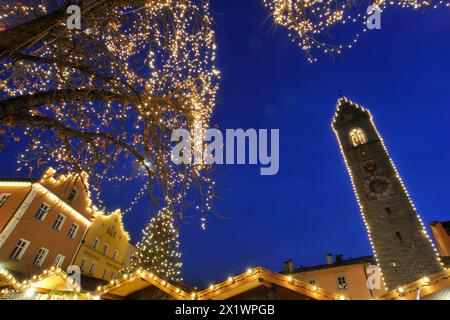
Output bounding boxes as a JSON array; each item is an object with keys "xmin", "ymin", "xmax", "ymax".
[{"xmin": 349, "ymin": 128, "xmax": 367, "ymax": 147}]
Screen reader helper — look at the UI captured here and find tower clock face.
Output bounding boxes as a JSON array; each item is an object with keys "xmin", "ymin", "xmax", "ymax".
[{"xmin": 364, "ymin": 175, "xmax": 393, "ymax": 200}]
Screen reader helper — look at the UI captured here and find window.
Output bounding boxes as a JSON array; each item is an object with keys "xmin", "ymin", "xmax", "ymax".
[
  {"xmin": 33, "ymin": 247, "xmax": 49, "ymax": 267},
  {"xmin": 349, "ymin": 128, "xmax": 367, "ymax": 147},
  {"xmin": 396, "ymin": 231, "xmax": 403, "ymax": 243},
  {"xmin": 53, "ymin": 254, "xmax": 65, "ymax": 268},
  {"xmin": 79, "ymin": 257, "xmax": 88, "ymax": 272},
  {"xmin": 67, "ymin": 187, "xmax": 78, "ymax": 203},
  {"xmin": 35, "ymin": 203, "xmax": 50, "ymax": 221},
  {"xmin": 92, "ymin": 237, "xmax": 100, "ymax": 250},
  {"xmin": 107, "ymin": 227, "xmax": 116, "ymax": 238},
  {"xmin": 10, "ymin": 239, "xmax": 30, "ymax": 260},
  {"xmin": 337, "ymin": 275, "xmax": 348, "ymax": 290},
  {"xmin": 112, "ymin": 249, "xmax": 119, "ymax": 261},
  {"xmin": 68, "ymin": 223, "xmax": 79, "ymax": 238},
  {"xmin": 88, "ymin": 261, "xmax": 97, "ymax": 274},
  {"xmin": 0, "ymin": 193, "xmax": 11, "ymax": 208},
  {"xmin": 102, "ymin": 268, "xmax": 109, "ymax": 280},
  {"xmin": 102, "ymin": 244, "xmax": 109, "ymax": 256},
  {"xmin": 52, "ymin": 214, "xmax": 66, "ymax": 231}
]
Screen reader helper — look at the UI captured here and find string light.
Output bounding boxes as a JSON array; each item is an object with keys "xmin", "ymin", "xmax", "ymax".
[
  {"xmin": 1, "ymin": 0, "xmax": 219, "ymax": 233},
  {"xmin": 332, "ymin": 97, "xmax": 444, "ymax": 291},
  {"xmin": 4, "ymin": 266, "xmax": 450, "ymax": 300},
  {"xmin": 122, "ymin": 206, "xmax": 183, "ymax": 282},
  {"xmin": 264, "ymin": 0, "xmax": 449, "ymax": 62}
]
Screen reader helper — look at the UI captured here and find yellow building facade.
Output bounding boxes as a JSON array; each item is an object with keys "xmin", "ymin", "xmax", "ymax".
[
  {"xmin": 287, "ymin": 255, "xmax": 387, "ymax": 300},
  {"xmin": 73, "ymin": 210, "xmax": 130, "ymax": 281}
]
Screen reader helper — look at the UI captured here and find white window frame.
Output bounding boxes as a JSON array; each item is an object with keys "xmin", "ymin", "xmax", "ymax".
[
  {"xmin": 88, "ymin": 261, "xmax": 97, "ymax": 274},
  {"xmin": 52, "ymin": 213, "xmax": 66, "ymax": 231},
  {"xmin": 103, "ymin": 243, "xmax": 109, "ymax": 256},
  {"xmin": 102, "ymin": 267, "xmax": 109, "ymax": 280},
  {"xmin": 79, "ymin": 257, "xmax": 88, "ymax": 272},
  {"xmin": 10, "ymin": 238, "xmax": 30, "ymax": 260},
  {"xmin": 337, "ymin": 274, "xmax": 348, "ymax": 290},
  {"xmin": 92, "ymin": 237, "xmax": 100, "ymax": 250},
  {"xmin": 0, "ymin": 193, "xmax": 11, "ymax": 208},
  {"xmin": 33, "ymin": 247, "xmax": 49, "ymax": 267},
  {"xmin": 112, "ymin": 249, "xmax": 119, "ymax": 261},
  {"xmin": 53, "ymin": 254, "xmax": 66, "ymax": 268},
  {"xmin": 35, "ymin": 203, "xmax": 51, "ymax": 221},
  {"xmin": 68, "ymin": 223, "xmax": 79, "ymax": 239}
]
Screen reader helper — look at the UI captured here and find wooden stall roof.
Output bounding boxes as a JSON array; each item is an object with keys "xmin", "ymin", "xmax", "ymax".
[
  {"xmin": 195, "ymin": 267, "xmax": 344, "ymax": 300},
  {"xmin": 378, "ymin": 268, "xmax": 450, "ymax": 300},
  {"xmin": 0, "ymin": 269, "xmax": 20, "ymax": 291},
  {"xmin": 95, "ymin": 269, "xmax": 191, "ymax": 300}
]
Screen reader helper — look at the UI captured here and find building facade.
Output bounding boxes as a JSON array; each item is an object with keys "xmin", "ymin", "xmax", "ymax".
[
  {"xmin": 73, "ymin": 209, "xmax": 130, "ymax": 281},
  {"xmin": 332, "ymin": 98, "xmax": 443, "ymax": 290},
  {"xmin": 0, "ymin": 168, "xmax": 94, "ymax": 276},
  {"xmin": 430, "ymin": 221, "xmax": 450, "ymax": 258},
  {"xmin": 288, "ymin": 255, "xmax": 387, "ymax": 300}
]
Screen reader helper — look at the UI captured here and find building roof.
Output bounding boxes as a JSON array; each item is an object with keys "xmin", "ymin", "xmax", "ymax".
[
  {"xmin": 378, "ymin": 268, "xmax": 450, "ymax": 300},
  {"xmin": 422, "ymin": 288, "xmax": 450, "ymax": 300},
  {"xmin": 95, "ymin": 269, "xmax": 192, "ymax": 300},
  {"xmin": 80, "ymin": 274, "xmax": 109, "ymax": 292},
  {"xmin": 196, "ymin": 267, "xmax": 345, "ymax": 300},
  {"xmin": 94, "ymin": 267, "xmax": 345, "ymax": 300},
  {"xmin": 0, "ymin": 178, "xmax": 36, "ymax": 183},
  {"xmin": 440, "ymin": 221, "xmax": 450, "ymax": 235},
  {"xmin": 442, "ymin": 257, "xmax": 450, "ymax": 267},
  {"xmin": 332, "ymin": 97, "xmax": 371, "ymax": 125},
  {"xmin": 290, "ymin": 255, "xmax": 375, "ymax": 274},
  {"xmin": 0, "ymin": 267, "xmax": 80, "ymax": 294},
  {"xmin": 0, "ymin": 269, "xmax": 21, "ymax": 291}
]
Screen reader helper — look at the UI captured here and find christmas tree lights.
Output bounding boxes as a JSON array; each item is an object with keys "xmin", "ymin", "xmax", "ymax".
[{"xmin": 124, "ymin": 206, "xmax": 183, "ymax": 282}]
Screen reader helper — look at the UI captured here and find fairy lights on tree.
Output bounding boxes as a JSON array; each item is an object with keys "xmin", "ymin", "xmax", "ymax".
[
  {"xmin": 123, "ymin": 205, "xmax": 183, "ymax": 282},
  {"xmin": 264, "ymin": 0, "xmax": 449, "ymax": 62},
  {"xmin": 0, "ymin": 1, "xmax": 219, "ymax": 228}
]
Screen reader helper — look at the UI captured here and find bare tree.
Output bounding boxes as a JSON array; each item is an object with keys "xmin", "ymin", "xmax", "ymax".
[{"xmin": 0, "ymin": 0, "xmax": 219, "ymax": 218}]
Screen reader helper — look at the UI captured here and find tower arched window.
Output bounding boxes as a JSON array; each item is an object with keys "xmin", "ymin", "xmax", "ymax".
[{"xmin": 349, "ymin": 128, "xmax": 367, "ymax": 147}]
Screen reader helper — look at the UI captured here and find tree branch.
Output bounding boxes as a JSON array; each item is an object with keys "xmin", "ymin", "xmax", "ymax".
[
  {"xmin": 0, "ymin": 112, "xmax": 154, "ymax": 178},
  {"xmin": 0, "ymin": 89, "xmax": 134, "ymax": 113}
]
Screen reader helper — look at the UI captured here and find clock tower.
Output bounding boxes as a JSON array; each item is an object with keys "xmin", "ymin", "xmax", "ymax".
[{"xmin": 332, "ymin": 97, "xmax": 443, "ymax": 290}]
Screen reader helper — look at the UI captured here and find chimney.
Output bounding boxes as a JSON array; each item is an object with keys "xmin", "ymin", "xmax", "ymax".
[
  {"xmin": 326, "ymin": 253, "xmax": 333, "ymax": 265},
  {"xmin": 335, "ymin": 254, "xmax": 344, "ymax": 263},
  {"xmin": 283, "ymin": 259, "xmax": 294, "ymax": 273}
]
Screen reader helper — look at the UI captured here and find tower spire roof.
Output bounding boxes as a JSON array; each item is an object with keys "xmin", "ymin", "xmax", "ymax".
[{"xmin": 332, "ymin": 97, "xmax": 370, "ymax": 125}]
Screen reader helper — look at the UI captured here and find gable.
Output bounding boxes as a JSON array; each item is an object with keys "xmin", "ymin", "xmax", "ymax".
[
  {"xmin": 39, "ymin": 168, "xmax": 94, "ymax": 220},
  {"xmin": 229, "ymin": 283, "xmax": 314, "ymax": 300}
]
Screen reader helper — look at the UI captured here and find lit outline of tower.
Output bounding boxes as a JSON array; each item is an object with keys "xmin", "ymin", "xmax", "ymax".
[{"xmin": 331, "ymin": 97, "xmax": 443, "ymax": 290}]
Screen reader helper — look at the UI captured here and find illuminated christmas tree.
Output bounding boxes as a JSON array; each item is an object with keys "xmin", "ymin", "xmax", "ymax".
[{"xmin": 125, "ymin": 207, "xmax": 182, "ymax": 282}]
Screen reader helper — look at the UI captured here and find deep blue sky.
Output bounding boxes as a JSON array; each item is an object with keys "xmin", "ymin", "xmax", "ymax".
[{"xmin": 1, "ymin": 1, "xmax": 450, "ymax": 287}]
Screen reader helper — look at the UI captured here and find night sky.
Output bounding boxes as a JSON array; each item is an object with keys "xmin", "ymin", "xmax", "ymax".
[{"xmin": 1, "ymin": 1, "xmax": 450, "ymax": 287}]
